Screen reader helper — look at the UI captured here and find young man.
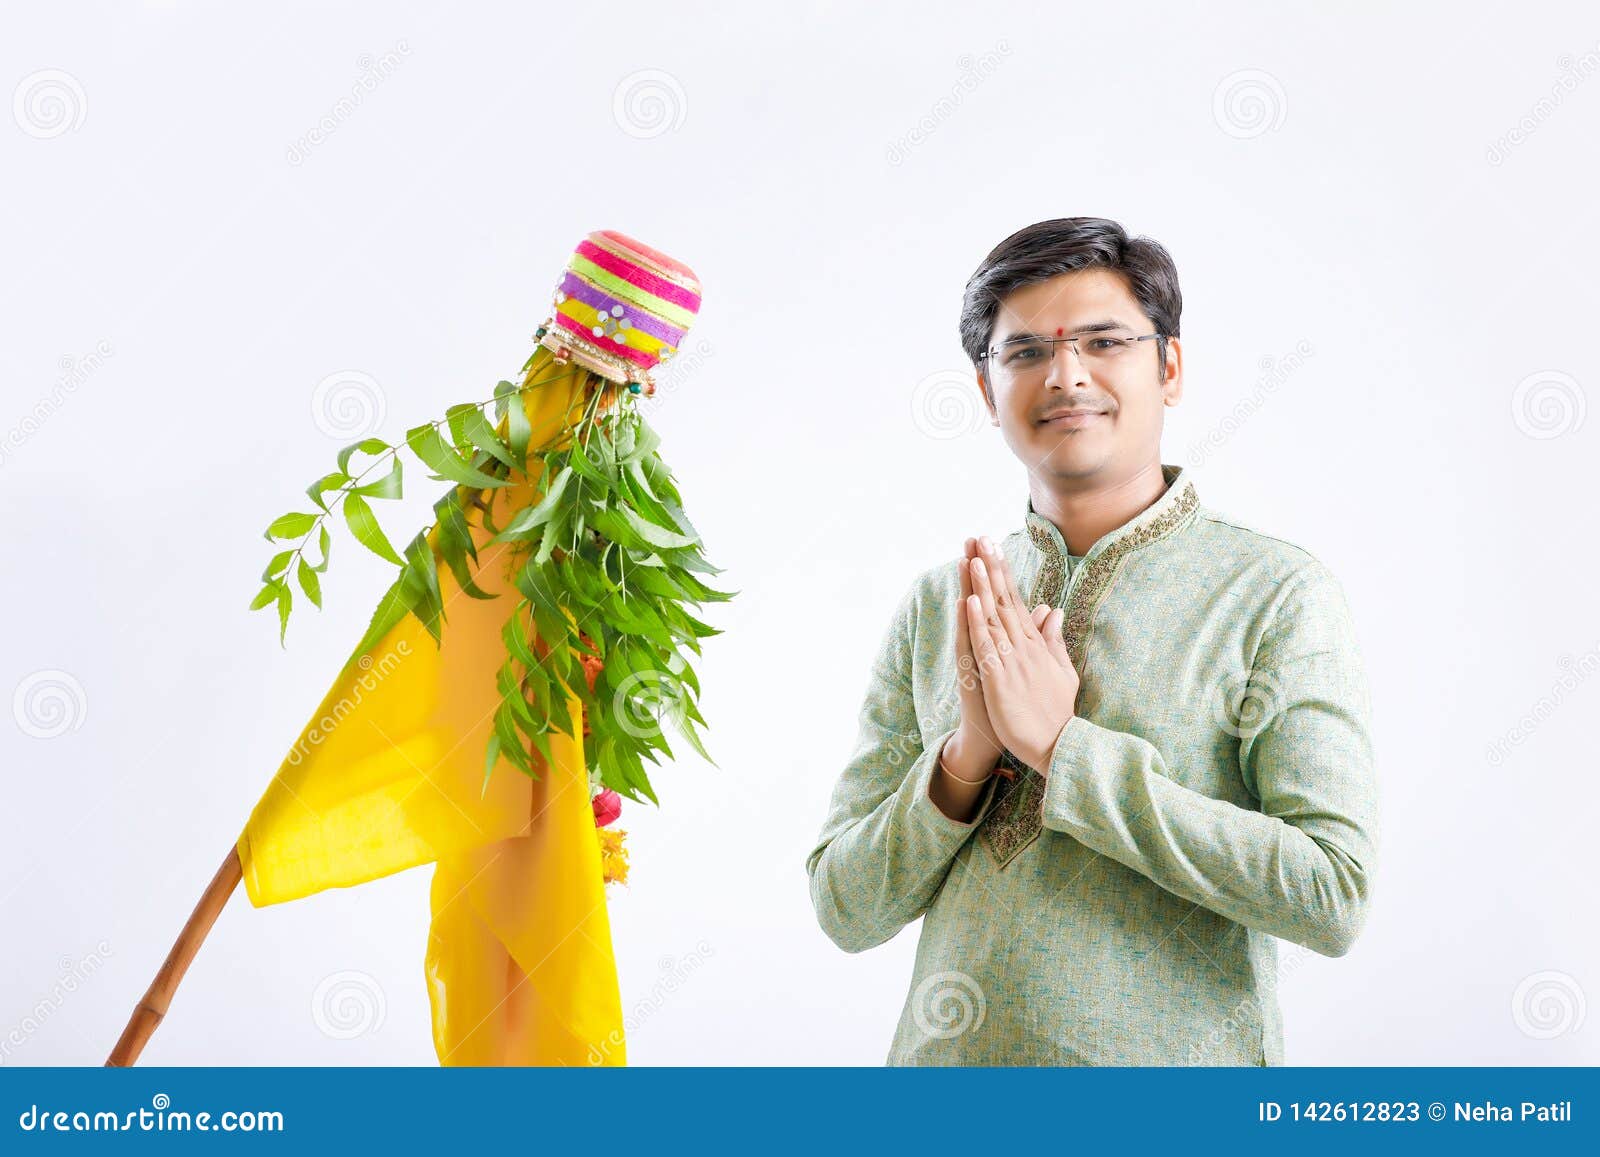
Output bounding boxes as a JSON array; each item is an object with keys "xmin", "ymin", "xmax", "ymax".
[{"xmin": 805, "ymin": 217, "xmax": 1378, "ymax": 1066}]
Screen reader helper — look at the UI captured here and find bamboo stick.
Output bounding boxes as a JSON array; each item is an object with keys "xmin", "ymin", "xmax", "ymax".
[{"xmin": 105, "ymin": 845, "xmax": 242, "ymax": 1066}]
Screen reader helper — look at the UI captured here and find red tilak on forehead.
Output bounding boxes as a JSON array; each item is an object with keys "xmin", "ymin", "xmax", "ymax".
[{"xmin": 1055, "ymin": 326, "xmax": 1064, "ymax": 336}]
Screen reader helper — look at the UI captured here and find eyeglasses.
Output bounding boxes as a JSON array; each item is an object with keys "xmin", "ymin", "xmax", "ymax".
[{"xmin": 979, "ymin": 331, "xmax": 1164, "ymax": 387}]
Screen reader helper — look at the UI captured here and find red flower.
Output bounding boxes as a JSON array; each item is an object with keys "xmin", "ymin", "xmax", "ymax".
[{"xmin": 592, "ymin": 788, "xmax": 622, "ymax": 827}]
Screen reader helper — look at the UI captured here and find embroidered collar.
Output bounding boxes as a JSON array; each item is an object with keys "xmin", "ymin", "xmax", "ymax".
[{"xmin": 1023, "ymin": 463, "xmax": 1199, "ymax": 566}]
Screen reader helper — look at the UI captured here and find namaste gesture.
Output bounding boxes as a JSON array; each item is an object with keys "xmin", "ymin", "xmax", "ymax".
[{"xmin": 952, "ymin": 536, "xmax": 1080, "ymax": 777}]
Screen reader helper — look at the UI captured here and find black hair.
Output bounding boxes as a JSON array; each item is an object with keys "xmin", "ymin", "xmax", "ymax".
[{"xmin": 960, "ymin": 217, "xmax": 1182, "ymax": 395}]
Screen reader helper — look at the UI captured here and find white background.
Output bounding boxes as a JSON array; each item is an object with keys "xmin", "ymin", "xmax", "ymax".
[{"xmin": 2, "ymin": 1, "xmax": 1595, "ymax": 1066}]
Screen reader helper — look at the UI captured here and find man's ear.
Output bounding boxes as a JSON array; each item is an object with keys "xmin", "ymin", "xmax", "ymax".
[
  {"xmin": 977, "ymin": 368, "xmax": 999, "ymax": 424},
  {"xmin": 1161, "ymin": 336, "xmax": 1184, "ymax": 407}
]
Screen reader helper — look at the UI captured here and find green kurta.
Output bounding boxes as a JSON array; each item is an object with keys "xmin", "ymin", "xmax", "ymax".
[{"xmin": 805, "ymin": 464, "xmax": 1377, "ymax": 1065}]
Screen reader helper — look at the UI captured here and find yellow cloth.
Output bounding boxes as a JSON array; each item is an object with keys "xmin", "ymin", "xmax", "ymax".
[{"xmin": 235, "ymin": 360, "xmax": 625, "ymax": 1065}]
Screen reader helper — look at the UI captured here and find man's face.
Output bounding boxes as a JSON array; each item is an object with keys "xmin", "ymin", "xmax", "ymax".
[{"xmin": 978, "ymin": 269, "xmax": 1182, "ymax": 484}]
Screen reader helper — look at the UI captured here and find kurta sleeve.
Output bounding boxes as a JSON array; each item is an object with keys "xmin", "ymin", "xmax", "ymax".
[
  {"xmin": 805, "ymin": 580, "xmax": 1001, "ymax": 954},
  {"xmin": 1038, "ymin": 561, "xmax": 1379, "ymax": 957}
]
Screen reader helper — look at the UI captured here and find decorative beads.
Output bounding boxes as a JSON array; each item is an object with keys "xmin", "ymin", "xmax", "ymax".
[{"xmin": 592, "ymin": 303, "xmax": 633, "ymax": 344}]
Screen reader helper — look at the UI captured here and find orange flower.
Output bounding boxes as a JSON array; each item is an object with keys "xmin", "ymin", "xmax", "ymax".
[{"xmin": 596, "ymin": 826, "xmax": 629, "ymax": 886}]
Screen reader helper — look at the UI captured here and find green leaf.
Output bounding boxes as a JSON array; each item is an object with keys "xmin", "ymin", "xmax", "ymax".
[
  {"xmin": 626, "ymin": 419, "xmax": 662, "ymax": 465},
  {"xmin": 502, "ymin": 604, "xmax": 540, "ymax": 669},
  {"xmin": 588, "ymin": 506, "xmax": 642, "ymax": 551},
  {"xmin": 528, "ymin": 726, "xmax": 555, "ymax": 774},
  {"xmin": 262, "ymin": 550, "xmax": 294, "ymax": 581},
  {"xmin": 436, "ymin": 498, "xmax": 496, "ymax": 601},
  {"xmin": 249, "ymin": 581, "xmax": 281, "ymax": 611},
  {"xmin": 276, "ymin": 585, "xmax": 292, "ymax": 647},
  {"xmin": 405, "ymin": 423, "xmax": 512, "ymax": 489},
  {"xmin": 569, "ymin": 435, "xmax": 611, "ymax": 485},
  {"xmin": 480, "ymin": 732, "xmax": 502, "ymax": 798},
  {"xmin": 493, "ymin": 699, "xmax": 535, "ymax": 780},
  {"xmin": 617, "ymin": 504, "xmax": 696, "ymax": 550},
  {"xmin": 450, "ymin": 403, "xmax": 521, "ymax": 472},
  {"xmin": 353, "ymin": 457, "xmax": 403, "ymax": 500},
  {"xmin": 297, "ymin": 557, "xmax": 323, "ymax": 609},
  {"xmin": 493, "ymin": 465, "xmax": 573, "ymax": 541},
  {"xmin": 312, "ymin": 524, "xmax": 333, "ymax": 573},
  {"xmin": 496, "ymin": 380, "xmax": 532, "ymax": 460},
  {"xmin": 668, "ymin": 567, "xmax": 735, "ymax": 603},
  {"xmin": 343, "ymin": 493, "xmax": 404, "ymax": 565},
  {"xmin": 337, "ymin": 437, "xmax": 390, "ymax": 477},
  {"xmin": 305, "ymin": 471, "xmax": 350, "ymax": 512},
  {"xmin": 619, "ymin": 462, "xmax": 679, "ymax": 531},
  {"xmin": 401, "ymin": 534, "xmax": 445, "ymax": 644},
  {"xmin": 676, "ymin": 718, "xmax": 716, "ymax": 767},
  {"xmin": 266, "ymin": 512, "xmax": 318, "ymax": 540},
  {"xmin": 338, "ymin": 572, "xmax": 412, "ymax": 676}
]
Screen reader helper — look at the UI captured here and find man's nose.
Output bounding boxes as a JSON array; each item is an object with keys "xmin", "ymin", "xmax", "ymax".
[{"xmin": 1044, "ymin": 340, "xmax": 1091, "ymax": 389}]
